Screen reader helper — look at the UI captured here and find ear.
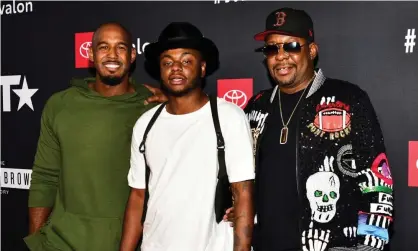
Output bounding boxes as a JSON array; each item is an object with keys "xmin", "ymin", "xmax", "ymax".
[
  {"xmin": 88, "ymin": 46, "xmax": 94, "ymax": 62},
  {"xmin": 309, "ymin": 42, "xmax": 319, "ymax": 61},
  {"xmin": 131, "ymin": 47, "xmax": 137, "ymax": 63},
  {"xmin": 200, "ymin": 61, "xmax": 207, "ymax": 78}
]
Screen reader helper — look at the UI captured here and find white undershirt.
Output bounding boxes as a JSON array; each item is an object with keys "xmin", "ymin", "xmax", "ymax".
[{"xmin": 128, "ymin": 98, "xmax": 255, "ymax": 251}]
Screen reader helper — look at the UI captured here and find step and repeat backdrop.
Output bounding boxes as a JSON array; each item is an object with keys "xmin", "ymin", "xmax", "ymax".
[{"xmin": 1, "ymin": 1, "xmax": 418, "ymax": 250}]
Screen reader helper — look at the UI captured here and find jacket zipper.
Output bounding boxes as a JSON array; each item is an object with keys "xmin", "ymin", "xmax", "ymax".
[{"xmin": 295, "ymin": 83, "xmax": 313, "ymax": 250}]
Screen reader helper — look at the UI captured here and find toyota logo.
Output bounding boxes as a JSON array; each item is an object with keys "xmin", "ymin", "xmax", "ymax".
[
  {"xmin": 223, "ymin": 90, "xmax": 247, "ymax": 108},
  {"xmin": 79, "ymin": 41, "xmax": 92, "ymax": 59}
]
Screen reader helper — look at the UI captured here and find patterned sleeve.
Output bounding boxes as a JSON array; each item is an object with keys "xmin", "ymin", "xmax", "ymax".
[{"xmin": 351, "ymin": 90, "xmax": 393, "ymax": 251}]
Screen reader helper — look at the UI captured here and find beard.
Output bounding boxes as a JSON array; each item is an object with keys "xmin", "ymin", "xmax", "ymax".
[
  {"xmin": 160, "ymin": 77, "xmax": 201, "ymax": 97},
  {"xmin": 99, "ymin": 75, "xmax": 125, "ymax": 86},
  {"xmin": 97, "ymin": 60, "xmax": 129, "ymax": 86},
  {"xmin": 276, "ymin": 74, "xmax": 297, "ymax": 88},
  {"xmin": 270, "ymin": 63, "xmax": 298, "ymax": 88}
]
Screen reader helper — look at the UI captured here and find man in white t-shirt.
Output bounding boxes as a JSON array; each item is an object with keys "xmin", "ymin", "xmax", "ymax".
[{"xmin": 119, "ymin": 22, "xmax": 255, "ymax": 251}]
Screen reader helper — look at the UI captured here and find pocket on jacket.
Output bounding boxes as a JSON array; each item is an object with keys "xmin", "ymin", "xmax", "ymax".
[{"xmin": 45, "ymin": 211, "xmax": 122, "ymax": 251}]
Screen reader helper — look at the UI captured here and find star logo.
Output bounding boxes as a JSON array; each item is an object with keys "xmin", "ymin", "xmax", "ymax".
[
  {"xmin": 1, "ymin": 75, "xmax": 38, "ymax": 112},
  {"xmin": 12, "ymin": 76, "xmax": 38, "ymax": 111}
]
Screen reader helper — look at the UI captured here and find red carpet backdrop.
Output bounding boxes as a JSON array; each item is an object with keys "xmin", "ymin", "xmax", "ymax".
[{"xmin": 1, "ymin": 1, "xmax": 418, "ymax": 251}]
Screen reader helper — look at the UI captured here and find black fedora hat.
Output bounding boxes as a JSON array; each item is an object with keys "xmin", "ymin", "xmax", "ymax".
[{"xmin": 144, "ymin": 22, "xmax": 219, "ymax": 79}]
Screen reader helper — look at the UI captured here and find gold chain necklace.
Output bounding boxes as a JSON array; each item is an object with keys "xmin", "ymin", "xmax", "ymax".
[{"xmin": 278, "ymin": 75, "xmax": 315, "ymax": 144}]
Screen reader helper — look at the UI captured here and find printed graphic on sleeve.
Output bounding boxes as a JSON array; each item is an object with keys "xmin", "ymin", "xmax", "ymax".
[
  {"xmin": 359, "ymin": 212, "xmax": 392, "ymax": 229},
  {"xmin": 377, "ymin": 192, "xmax": 393, "ymax": 207},
  {"xmin": 358, "ymin": 153, "xmax": 393, "ymax": 194},
  {"xmin": 362, "ymin": 234, "xmax": 388, "ymax": 250},
  {"xmin": 370, "ymin": 203, "xmax": 393, "ymax": 217},
  {"xmin": 357, "ymin": 213, "xmax": 389, "ymax": 241},
  {"xmin": 371, "ymin": 153, "xmax": 392, "ymax": 185},
  {"xmin": 307, "ymin": 96, "xmax": 351, "ymax": 140}
]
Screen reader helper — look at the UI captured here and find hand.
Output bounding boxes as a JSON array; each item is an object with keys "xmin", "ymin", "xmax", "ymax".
[
  {"xmin": 143, "ymin": 84, "xmax": 168, "ymax": 105},
  {"xmin": 222, "ymin": 207, "xmax": 235, "ymax": 227},
  {"xmin": 301, "ymin": 221, "xmax": 330, "ymax": 251}
]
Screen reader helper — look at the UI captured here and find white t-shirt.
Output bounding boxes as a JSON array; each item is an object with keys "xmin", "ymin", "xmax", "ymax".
[{"xmin": 128, "ymin": 98, "xmax": 255, "ymax": 251}]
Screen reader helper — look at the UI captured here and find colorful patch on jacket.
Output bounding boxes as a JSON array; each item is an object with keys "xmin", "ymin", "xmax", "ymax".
[
  {"xmin": 307, "ymin": 96, "xmax": 352, "ymax": 140},
  {"xmin": 371, "ymin": 153, "xmax": 392, "ymax": 185},
  {"xmin": 376, "ymin": 192, "xmax": 393, "ymax": 207},
  {"xmin": 357, "ymin": 214, "xmax": 389, "ymax": 241},
  {"xmin": 358, "ymin": 212, "xmax": 392, "ymax": 229},
  {"xmin": 358, "ymin": 153, "xmax": 394, "ymax": 194},
  {"xmin": 369, "ymin": 203, "xmax": 393, "ymax": 217}
]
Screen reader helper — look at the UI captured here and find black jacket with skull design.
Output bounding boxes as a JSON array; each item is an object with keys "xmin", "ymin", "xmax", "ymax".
[{"xmin": 244, "ymin": 69, "xmax": 393, "ymax": 251}]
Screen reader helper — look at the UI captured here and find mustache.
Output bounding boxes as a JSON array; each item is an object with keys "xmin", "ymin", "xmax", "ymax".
[
  {"xmin": 273, "ymin": 63, "xmax": 295, "ymax": 70},
  {"xmin": 169, "ymin": 74, "xmax": 186, "ymax": 80},
  {"xmin": 102, "ymin": 60, "xmax": 122, "ymax": 65}
]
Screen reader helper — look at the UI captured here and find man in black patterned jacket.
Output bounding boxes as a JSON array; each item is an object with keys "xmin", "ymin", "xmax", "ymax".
[{"xmin": 226, "ymin": 7, "xmax": 394, "ymax": 251}]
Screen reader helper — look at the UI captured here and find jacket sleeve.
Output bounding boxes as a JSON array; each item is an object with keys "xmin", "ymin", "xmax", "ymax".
[
  {"xmin": 28, "ymin": 97, "xmax": 61, "ymax": 208},
  {"xmin": 351, "ymin": 90, "xmax": 393, "ymax": 251}
]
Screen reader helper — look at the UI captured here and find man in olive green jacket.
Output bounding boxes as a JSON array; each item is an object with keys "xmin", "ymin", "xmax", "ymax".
[{"xmin": 24, "ymin": 22, "xmax": 163, "ymax": 251}]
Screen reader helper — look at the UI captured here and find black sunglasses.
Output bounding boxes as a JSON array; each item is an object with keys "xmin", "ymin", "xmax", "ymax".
[{"xmin": 257, "ymin": 42, "xmax": 307, "ymax": 57}]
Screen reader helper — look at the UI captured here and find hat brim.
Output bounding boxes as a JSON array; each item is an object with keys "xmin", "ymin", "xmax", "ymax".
[
  {"xmin": 144, "ymin": 37, "xmax": 219, "ymax": 80},
  {"xmin": 254, "ymin": 30, "xmax": 304, "ymax": 41}
]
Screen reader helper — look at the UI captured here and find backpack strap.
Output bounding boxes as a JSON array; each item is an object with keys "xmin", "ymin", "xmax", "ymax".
[
  {"xmin": 209, "ymin": 95, "xmax": 228, "ymax": 180},
  {"xmin": 209, "ymin": 95, "xmax": 233, "ymax": 223},
  {"xmin": 139, "ymin": 103, "xmax": 166, "ymax": 223}
]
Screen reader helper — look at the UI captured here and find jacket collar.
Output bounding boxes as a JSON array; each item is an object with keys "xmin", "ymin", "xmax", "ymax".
[{"xmin": 270, "ymin": 68, "xmax": 326, "ymax": 103}]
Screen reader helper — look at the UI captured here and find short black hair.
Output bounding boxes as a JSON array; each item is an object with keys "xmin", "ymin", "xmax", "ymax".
[{"xmin": 92, "ymin": 22, "xmax": 133, "ymax": 49}]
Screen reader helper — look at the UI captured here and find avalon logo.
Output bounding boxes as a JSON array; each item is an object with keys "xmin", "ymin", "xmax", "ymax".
[{"xmin": 1, "ymin": 0, "xmax": 33, "ymax": 16}]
